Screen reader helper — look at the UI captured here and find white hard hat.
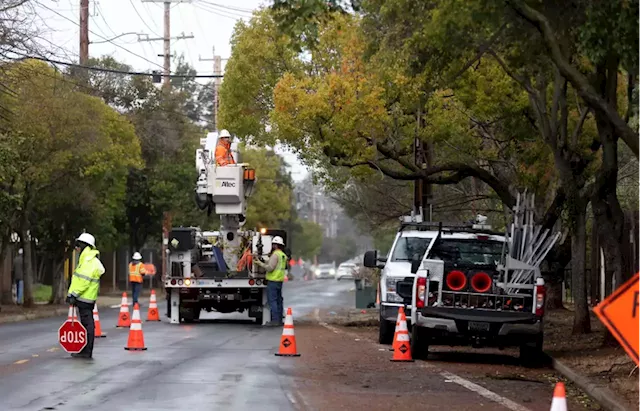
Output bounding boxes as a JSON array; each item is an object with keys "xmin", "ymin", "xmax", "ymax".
[
  {"xmin": 132, "ymin": 252, "xmax": 142, "ymax": 260},
  {"xmin": 272, "ymin": 236, "xmax": 285, "ymax": 246},
  {"xmin": 76, "ymin": 233, "xmax": 96, "ymax": 248},
  {"xmin": 219, "ymin": 129, "xmax": 231, "ymax": 138}
]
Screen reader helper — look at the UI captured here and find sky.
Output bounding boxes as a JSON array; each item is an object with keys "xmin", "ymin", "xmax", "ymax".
[{"xmin": 33, "ymin": 0, "xmax": 308, "ymax": 181}]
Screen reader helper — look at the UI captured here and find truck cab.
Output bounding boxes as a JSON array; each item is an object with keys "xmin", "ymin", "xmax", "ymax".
[{"xmin": 364, "ymin": 218, "xmax": 501, "ymax": 345}]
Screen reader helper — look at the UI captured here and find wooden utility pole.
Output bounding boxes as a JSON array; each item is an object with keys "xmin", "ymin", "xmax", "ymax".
[
  {"xmin": 199, "ymin": 47, "xmax": 226, "ymax": 130},
  {"xmin": 141, "ymin": 0, "xmax": 194, "ymax": 89},
  {"xmin": 79, "ymin": 0, "xmax": 89, "ymax": 65}
]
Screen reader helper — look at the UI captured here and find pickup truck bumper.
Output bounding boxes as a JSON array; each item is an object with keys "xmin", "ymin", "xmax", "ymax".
[
  {"xmin": 416, "ymin": 307, "xmax": 542, "ymax": 348},
  {"xmin": 381, "ymin": 303, "xmax": 413, "ymax": 323}
]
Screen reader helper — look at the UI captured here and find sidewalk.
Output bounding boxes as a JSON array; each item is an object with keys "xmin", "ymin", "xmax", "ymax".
[{"xmin": 0, "ymin": 291, "xmax": 165, "ymax": 324}]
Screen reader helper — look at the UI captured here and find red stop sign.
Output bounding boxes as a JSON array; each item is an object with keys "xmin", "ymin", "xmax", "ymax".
[{"xmin": 58, "ymin": 320, "xmax": 88, "ymax": 353}]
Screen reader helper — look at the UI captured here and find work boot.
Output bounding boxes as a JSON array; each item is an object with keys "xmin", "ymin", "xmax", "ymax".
[
  {"xmin": 71, "ymin": 352, "xmax": 92, "ymax": 359},
  {"xmin": 263, "ymin": 321, "xmax": 282, "ymax": 327}
]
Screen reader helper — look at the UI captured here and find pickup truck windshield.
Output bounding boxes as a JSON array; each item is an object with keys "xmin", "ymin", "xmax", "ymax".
[
  {"xmin": 391, "ymin": 237, "xmax": 433, "ymax": 261},
  {"xmin": 433, "ymin": 239, "xmax": 504, "ymax": 265}
]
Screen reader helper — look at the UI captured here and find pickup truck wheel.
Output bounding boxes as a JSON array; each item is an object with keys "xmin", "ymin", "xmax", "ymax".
[
  {"xmin": 379, "ymin": 315, "xmax": 395, "ymax": 344},
  {"xmin": 520, "ymin": 333, "xmax": 544, "ymax": 368},
  {"xmin": 411, "ymin": 326, "xmax": 429, "ymax": 360}
]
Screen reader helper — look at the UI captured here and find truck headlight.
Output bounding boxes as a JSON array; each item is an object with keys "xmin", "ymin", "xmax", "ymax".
[
  {"xmin": 329, "ymin": 269, "xmax": 335, "ymax": 275},
  {"xmin": 315, "ymin": 269, "xmax": 321, "ymax": 275},
  {"xmin": 385, "ymin": 277, "xmax": 399, "ymax": 292},
  {"xmin": 386, "ymin": 292, "xmax": 404, "ymax": 303}
]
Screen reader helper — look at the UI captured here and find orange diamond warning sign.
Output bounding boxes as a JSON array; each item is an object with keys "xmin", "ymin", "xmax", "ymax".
[{"xmin": 593, "ymin": 272, "xmax": 639, "ymax": 365}]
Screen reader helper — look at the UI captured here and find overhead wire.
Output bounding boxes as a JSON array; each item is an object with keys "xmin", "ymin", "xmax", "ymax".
[
  {"xmin": 197, "ymin": 1, "xmax": 254, "ymax": 14},
  {"xmin": 38, "ymin": 2, "xmax": 165, "ymax": 70},
  {"xmin": 129, "ymin": 0, "xmax": 162, "ymax": 38}
]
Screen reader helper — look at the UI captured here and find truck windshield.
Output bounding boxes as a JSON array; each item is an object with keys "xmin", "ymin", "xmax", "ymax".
[
  {"xmin": 391, "ymin": 237, "xmax": 433, "ymax": 261},
  {"xmin": 435, "ymin": 239, "xmax": 504, "ymax": 265}
]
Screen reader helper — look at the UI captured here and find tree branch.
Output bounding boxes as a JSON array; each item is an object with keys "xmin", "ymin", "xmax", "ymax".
[{"xmin": 507, "ymin": 0, "xmax": 639, "ymax": 158}]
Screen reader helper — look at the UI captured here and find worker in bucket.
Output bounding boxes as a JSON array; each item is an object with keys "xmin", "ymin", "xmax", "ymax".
[
  {"xmin": 129, "ymin": 252, "xmax": 147, "ymax": 305},
  {"xmin": 254, "ymin": 236, "xmax": 287, "ymax": 326},
  {"xmin": 66, "ymin": 232, "xmax": 105, "ymax": 359},
  {"xmin": 215, "ymin": 129, "xmax": 236, "ymax": 166}
]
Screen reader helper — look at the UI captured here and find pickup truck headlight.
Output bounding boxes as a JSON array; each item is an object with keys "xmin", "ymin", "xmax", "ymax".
[
  {"xmin": 329, "ymin": 269, "xmax": 336, "ymax": 275},
  {"xmin": 385, "ymin": 277, "xmax": 400, "ymax": 292},
  {"xmin": 386, "ymin": 292, "xmax": 404, "ymax": 303}
]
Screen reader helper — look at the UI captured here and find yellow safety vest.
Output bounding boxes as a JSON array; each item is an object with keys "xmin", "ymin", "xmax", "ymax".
[
  {"xmin": 266, "ymin": 249, "xmax": 287, "ymax": 282},
  {"xmin": 67, "ymin": 247, "xmax": 105, "ymax": 304}
]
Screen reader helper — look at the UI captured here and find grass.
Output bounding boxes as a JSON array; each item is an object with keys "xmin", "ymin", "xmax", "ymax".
[{"xmin": 33, "ymin": 284, "xmax": 52, "ymax": 303}]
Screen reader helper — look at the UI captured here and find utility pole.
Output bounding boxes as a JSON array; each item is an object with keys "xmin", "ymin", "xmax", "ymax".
[
  {"xmin": 141, "ymin": 0, "xmax": 193, "ymax": 88},
  {"xmin": 79, "ymin": 0, "xmax": 89, "ymax": 65},
  {"xmin": 199, "ymin": 47, "xmax": 226, "ymax": 131}
]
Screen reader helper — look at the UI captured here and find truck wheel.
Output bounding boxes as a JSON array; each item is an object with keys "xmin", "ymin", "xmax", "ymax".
[
  {"xmin": 181, "ymin": 306, "xmax": 200, "ymax": 324},
  {"xmin": 255, "ymin": 311, "xmax": 263, "ymax": 325},
  {"xmin": 520, "ymin": 333, "xmax": 544, "ymax": 368},
  {"xmin": 379, "ymin": 315, "xmax": 395, "ymax": 345},
  {"xmin": 411, "ymin": 326, "xmax": 429, "ymax": 360}
]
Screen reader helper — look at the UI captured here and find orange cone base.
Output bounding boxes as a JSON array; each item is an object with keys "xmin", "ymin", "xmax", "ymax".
[
  {"xmin": 124, "ymin": 347, "xmax": 148, "ymax": 351},
  {"xmin": 275, "ymin": 352, "xmax": 301, "ymax": 357},
  {"xmin": 390, "ymin": 358, "xmax": 414, "ymax": 362},
  {"xmin": 146, "ymin": 319, "xmax": 161, "ymax": 322}
]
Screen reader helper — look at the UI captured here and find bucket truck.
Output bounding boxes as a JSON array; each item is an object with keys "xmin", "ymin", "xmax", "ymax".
[{"xmin": 163, "ymin": 131, "xmax": 285, "ymax": 325}]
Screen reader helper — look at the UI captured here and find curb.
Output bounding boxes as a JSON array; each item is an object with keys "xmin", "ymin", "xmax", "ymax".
[
  {"xmin": 0, "ymin": 302, "xmax": 118, "ymax": 325},
  {"xmin": 546, "ymin": 353, "xmax": 633, "ymax": 411}
]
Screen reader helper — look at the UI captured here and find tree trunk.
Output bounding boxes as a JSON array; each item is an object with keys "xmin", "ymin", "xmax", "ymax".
[
  {"xmin": 50, "ymin": 258, "xmax": 66, "ymax": 304},
  {"xmin": 20, "ymin": 221, "xmax": 34, "ymax": 308},
  {"xmin": 571, "ymin": 205, "xmax": 591, "ymax": 334},
  {"xmin": 589, "ymin": 225, "xmax": 600, "ymax": 305},
  {"xmin": 541, "ymin": 240, "xmax": 570, "ymax": 309},
  {"xmin": 0, "ymin": 244, "xmax": 13, "ymax": 304}
]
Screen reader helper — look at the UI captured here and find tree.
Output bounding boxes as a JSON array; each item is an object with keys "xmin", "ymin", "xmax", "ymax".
[
  {"xmin": 291, "ymin": 219, "xmax": 323, "ymax": 259},
  {"xmin": 0, "ymin": 59, "xmax": 141, "ymax": 305}
]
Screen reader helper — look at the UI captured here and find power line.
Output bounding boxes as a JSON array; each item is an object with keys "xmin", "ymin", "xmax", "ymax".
[
  {"xmin": 197, "ymin": 1, "xmax": 253, "ymax": 14},
  {"xmin": 129, "ymin": 0, "xmax": 162, "ymax": 37},
  {"xmin": 13, "ymin": 54, "xmax": 224, "ymax": 78},
  {"xmin": 39, "ymin": 3, "xmax": 165, "ymax": 70}
]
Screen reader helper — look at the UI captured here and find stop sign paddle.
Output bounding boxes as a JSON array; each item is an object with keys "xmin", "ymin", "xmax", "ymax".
[{"xmin": 58, "ymin": 317, "xmax": 88, "ymax": 354}]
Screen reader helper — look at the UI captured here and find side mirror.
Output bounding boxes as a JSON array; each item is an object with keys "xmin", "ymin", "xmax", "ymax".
[
  {"xmin": 410, "ymin": 257, "xmax": 421, "ymax": 274},
  {"xmin": 363, "ymin": 250, "xmax": 378, "ymax": 268}
]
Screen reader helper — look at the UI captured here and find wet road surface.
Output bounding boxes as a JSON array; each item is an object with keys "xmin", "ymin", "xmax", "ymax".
[{"xmin": 0, "ymin": 279, "xmax": 352, "ymax": 411}]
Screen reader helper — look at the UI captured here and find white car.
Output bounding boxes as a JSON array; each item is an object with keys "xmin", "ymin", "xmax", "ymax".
[
  {"xmin": 336, "ymin": 263, "xmax": 357, "ymax": 281},
  {"xmin": 315, "ymin": 263, "xmax": 336, "ymax": 279}
]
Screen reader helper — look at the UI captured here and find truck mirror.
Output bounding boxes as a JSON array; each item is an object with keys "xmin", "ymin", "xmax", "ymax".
[{"xmin": 363, "ymin": 250, "xmax": 377, "ymax": 268}]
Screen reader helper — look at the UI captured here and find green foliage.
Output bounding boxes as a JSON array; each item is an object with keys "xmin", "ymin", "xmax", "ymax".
[{"xmin": 290, "ymin": 219, "xmax": 323, "ymax": 259}]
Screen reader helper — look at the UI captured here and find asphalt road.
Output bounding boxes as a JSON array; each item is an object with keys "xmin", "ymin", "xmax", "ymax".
[{"xmin": 0, "ymin": 279, "xmax": 353, "ymax": 411}]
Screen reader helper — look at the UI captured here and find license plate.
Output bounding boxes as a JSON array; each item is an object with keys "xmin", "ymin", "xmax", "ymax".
[{"xmin": 469, "ymin": 321, "xmax": 490, "ymax": 332}]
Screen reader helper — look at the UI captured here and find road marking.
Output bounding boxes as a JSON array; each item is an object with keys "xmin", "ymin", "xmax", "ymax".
[
  {"xmin": 47, "ymin": 347, "xmax": 59, "ymax": 352},
  {"xmin": 14, "ymin": 359, "xmax": 28, "ymax": 364},
  {"xmin": 31, "ymin": 354, "xmax": 38, "ymax": 358},
  {"xmin": 317, "ymin": 320, "xmax": 532, "ymax": 411},
  {"xmin": 285, "ymin": 392, "xmax": 296, "ymax": 404},
  {"xmin": 439, "ymin": 371, "xmax": 532, "ymax": 411}
]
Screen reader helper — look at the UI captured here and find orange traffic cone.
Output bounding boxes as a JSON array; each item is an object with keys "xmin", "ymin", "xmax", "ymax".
[
  {"xmin": 275, "ymin": 307, "xmax": 300, "ymax": 357},
  {"xmin": 390, "ymin": 308, "xmax": 413, "ymax": 362},
  {"xmin": 116, "ymin": 292, "xmax": 131, "ymax": 328},
  {"xmin": 549, "ymin": 382, "xmax": 567, "ymax": 411},
  {"xmin": 390, "ymin": 307, "xmax": 405, "ymax": 351},
  {"xmin": 93, "ymin": 305, "xmax": 106, "ymax": 338},
  {"xmin": 146, "ymin": 290, "xmax": 160, "ymax": 322},
  {"xmin": 124, "ymin": 303, "xmax": 147, "ymax": 351}
]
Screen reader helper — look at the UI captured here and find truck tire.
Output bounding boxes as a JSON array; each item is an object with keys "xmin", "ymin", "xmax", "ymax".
[
  {"xmin": 520, "ymin": 333, "xmax": 544, "ymax": 368},
  {"xmin": 379, "ymin": 314, "xmax": 395, "ymax": 345},
  {"xmin": 411, "ymin": 326, "xmax": 429, "ymax": 360},
  {"xmin": 255, "ymin": 311, "xmax": 263, "ymax": 325}
]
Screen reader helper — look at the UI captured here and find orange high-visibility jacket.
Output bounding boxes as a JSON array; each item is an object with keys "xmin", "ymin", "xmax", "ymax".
[
  {"xmin": 129, "ymin": 262, "xmax": 146, "ymax": 283},
  {"xmin": 215, "ymin": 140, "xmax": 236, "ymax": 166}
]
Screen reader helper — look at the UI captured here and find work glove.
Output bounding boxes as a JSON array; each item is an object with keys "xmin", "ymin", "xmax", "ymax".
[{"xmin": 66, "ymin": 294, "xmax": 77, "ymax": 306}]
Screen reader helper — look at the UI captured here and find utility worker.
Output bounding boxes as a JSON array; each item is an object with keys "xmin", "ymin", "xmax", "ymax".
[
  {"xmin": 66, "ymin": 233, "xmax": 105, "ymax": 359},
  {"xmin": 254, "ymin": 236, "xmax": 287, "ymax": 326},
  {"xmin": 129, "ymin": 252, "xmax": 146, "ymax": 305},
  {"xmin": 215, "ymin": 129, "xmax": 236, "ymax": 166}
]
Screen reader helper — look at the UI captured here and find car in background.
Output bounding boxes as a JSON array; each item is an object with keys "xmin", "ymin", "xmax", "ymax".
[
  {"xmin": 336, "ymin": 263, "xmax": 357, "ymax": 281},
  {"xmin": 315, "ymin": 263, "xmax": 336, "ymax": 279}
]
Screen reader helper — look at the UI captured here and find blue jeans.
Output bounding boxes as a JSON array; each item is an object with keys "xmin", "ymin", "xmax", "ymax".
[
  {"xmin": 131, "ymin": 282, "xmax": 142, "ymax": 306},
  {"xmin": 267, "ymin": 280, "xmax": 283, "ymax": 323}
]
